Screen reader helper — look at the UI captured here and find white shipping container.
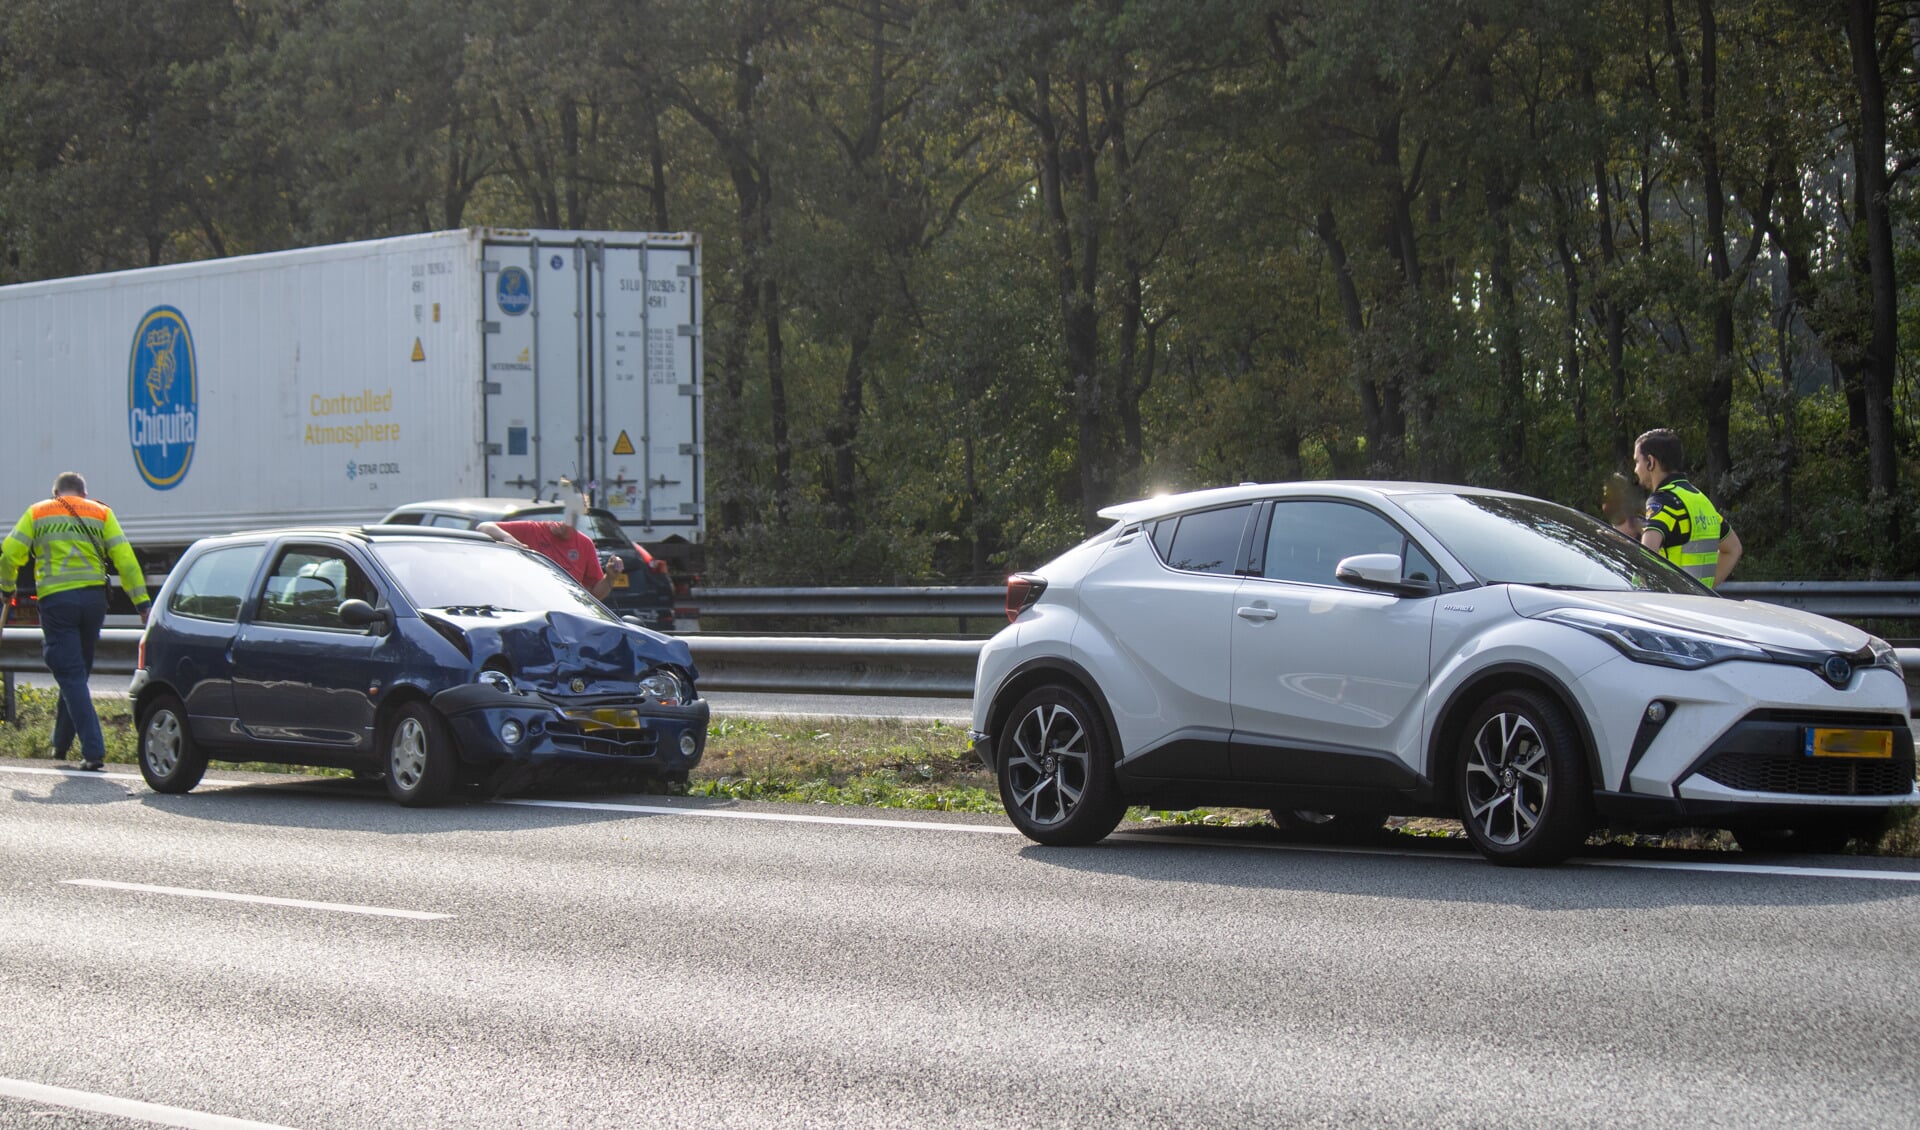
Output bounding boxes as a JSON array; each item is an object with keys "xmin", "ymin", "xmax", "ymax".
[{"xmin": 0, "ymin": 228, "xmax": 703, "ymax": 568}]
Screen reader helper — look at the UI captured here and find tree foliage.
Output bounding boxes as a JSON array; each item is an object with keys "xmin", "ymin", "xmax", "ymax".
[{"xmin": 2, "ymin": 0, "xmax": 1916, "ymax": 580}]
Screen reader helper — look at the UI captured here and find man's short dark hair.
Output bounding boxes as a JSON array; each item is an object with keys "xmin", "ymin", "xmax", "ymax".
[
  {"xmin": 52, "ymin": 471, "xmax": 87, "ymax": 496},
  {"xmin": 1634, "ymin": 429, "xmax": 1685, "ymax": 473}
]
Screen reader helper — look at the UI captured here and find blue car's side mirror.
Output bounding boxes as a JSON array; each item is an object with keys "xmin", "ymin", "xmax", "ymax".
[{"xmin": 339, "ymin": 599, "xmax": 394, "ymax": 635}]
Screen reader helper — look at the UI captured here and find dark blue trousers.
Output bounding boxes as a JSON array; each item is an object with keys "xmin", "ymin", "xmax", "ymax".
[{"xmin": 38, "ymin": 587, "xmax": 108, "ymax": 762}]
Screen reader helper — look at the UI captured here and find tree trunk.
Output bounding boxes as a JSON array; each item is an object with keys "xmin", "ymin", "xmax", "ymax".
[{"xmin": 1844, "ymin": 0, "xmax": 1901, "ymax": 503}]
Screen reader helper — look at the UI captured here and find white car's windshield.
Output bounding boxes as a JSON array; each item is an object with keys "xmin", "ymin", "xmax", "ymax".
[
  {"xmin": 372, "ymin": 541, "xmax": 613, "ymax": 617},
  {"xmin": 1399, "ymin": 493, "xmax": 1706, "ymax": 595}
]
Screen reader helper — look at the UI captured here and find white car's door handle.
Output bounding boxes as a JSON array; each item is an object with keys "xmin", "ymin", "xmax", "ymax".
[{"xmin": 1236, "ymin": 605, "xmax": 1278, "ymax": 622}]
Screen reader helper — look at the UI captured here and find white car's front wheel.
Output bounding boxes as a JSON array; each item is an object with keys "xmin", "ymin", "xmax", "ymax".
[{"xmin": 1456, "ymin": 690, "xmax": 1593, "ymax": 866}]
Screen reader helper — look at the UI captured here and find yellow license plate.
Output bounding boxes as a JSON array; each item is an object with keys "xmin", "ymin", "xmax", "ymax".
[
  {"xmin": 611, "ymin": 573, "xmax": 629, "ymax": 588},
  {"xmin": 564, "ymin": 707, "xmax": 644, "ymax": 731},
  {"xmin": 1804, "ymin": 728, "xmax": 1893, "ymax": 759}
]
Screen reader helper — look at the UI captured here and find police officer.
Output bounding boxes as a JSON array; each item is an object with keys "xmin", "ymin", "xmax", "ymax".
[
  {"xmin": 1633, "ymin": 429, "xmax": 1743, "ymax": 588},
  {"xmin": 0, "ymin": 472, "xmax": 151, "ymax": 771}
]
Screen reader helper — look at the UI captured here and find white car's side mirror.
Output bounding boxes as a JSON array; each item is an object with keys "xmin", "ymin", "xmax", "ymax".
[{"xmin": 1335, "ymin": 553, "xmax": 1438, "ymax": 597}]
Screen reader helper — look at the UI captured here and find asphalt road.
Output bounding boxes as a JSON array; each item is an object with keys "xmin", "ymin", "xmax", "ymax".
[{"xmin": 4, "ymin": 760, "xmax": 1919, "ymax": 1128}]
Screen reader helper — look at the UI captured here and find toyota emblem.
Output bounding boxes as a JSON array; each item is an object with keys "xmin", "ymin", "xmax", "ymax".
[
  {"xmin": 1822, "ymin": 656, "xmax": 1852, "ymax": 686},
  {"xmin": 570, "ymin": 677, "xmax": 587, "ymax": 693}
]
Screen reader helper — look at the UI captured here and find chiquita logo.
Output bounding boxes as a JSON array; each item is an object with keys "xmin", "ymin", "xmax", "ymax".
[{"xmin": 128, "ymin": 305, "xmax": 199, "ymax": 490}]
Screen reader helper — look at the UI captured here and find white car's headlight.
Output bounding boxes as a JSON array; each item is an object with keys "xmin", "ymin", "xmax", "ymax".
[
  {"xmin": 639, "ymin": 669, "xmax": 684, "ymax": 706},
  {"xmin": 1868, "ymin": 637, "xmax": 1903, "ymax": 676},
  {"xmin": 1536, "ymin": 608, "xmax": 1770, "ymax": 669}
]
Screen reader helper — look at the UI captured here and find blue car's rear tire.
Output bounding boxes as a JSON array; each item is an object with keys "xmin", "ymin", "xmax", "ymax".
[
  {"xmin": 384, "ymin": 702, "xmax": 455, "ymax": 807},
  {"xmin": 138, "ymin": 692, "xmax": 208, "ymax": 794}
]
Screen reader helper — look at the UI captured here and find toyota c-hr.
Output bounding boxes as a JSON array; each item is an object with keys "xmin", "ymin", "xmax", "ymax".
[{"xmin": 968, "ymin": 483, "xmax": 1915, "ymax": 865}]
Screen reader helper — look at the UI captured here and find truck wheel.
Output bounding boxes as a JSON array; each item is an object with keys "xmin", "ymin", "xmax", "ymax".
[
  {"xmin": 384, "ymin": 702, "xmax": 455, "ymax": 807},
  {"xmin": 139, "ymin": 692, "xmax": 209, "ymax": 794}
]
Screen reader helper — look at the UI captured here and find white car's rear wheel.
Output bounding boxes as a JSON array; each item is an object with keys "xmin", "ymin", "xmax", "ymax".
[{"xmin": 997, "ymin": 685, "xmax": 1125, "ymax": 846}]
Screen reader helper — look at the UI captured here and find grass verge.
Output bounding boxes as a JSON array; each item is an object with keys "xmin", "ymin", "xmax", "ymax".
[{"xmin": 5, "ymin": 684, "xmax": 1914, "ymax": 855}]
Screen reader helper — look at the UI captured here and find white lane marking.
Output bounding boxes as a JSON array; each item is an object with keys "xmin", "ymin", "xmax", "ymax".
[
  {"xmin": 0, "ymin": 764, "xmax": 245, "ymax": 787},
  {"xmin": 500, "ymin": 797, "xmax": 1021, "ymax": 835},
  {"xmin": 1573, "ymin": 858, "xmax": 1920, "ymax": 882},
  {"xmin": 0, "ymin": 1077, "xmax": 301, "ymax": 1130},
  {"xmin": 62, "ymin": 880, "xmax": 451, "ymax": 921},
  {"xmin": 501, "ymin": 799, "xmax": 1920, "ymax": 882},
  {"xmin": 1123, "ymin": 830, "xmax": 1920, "ymax": 882}
]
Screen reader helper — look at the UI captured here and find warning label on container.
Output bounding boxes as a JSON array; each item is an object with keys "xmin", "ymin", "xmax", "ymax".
[
  {"xmin": 411, "ymin": 338, "xmax": 425, "ymax": 362},
  {"xmin": 612, "ymin": 430, "xmax": 635, "ymax": 455}
]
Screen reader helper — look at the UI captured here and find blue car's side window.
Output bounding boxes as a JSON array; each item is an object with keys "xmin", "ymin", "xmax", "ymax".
[
  {"xmin": 256, "ymin": 547, "xmax": 377, "ymax": 629},
  {"xmin": 168, "ymin": 545, "xmax": 267, "ymax": 622}
]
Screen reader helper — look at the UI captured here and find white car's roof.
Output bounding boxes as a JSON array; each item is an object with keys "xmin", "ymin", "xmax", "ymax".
[{"xmin": 1096, "ymin": 481, "xmax": 1527, "ymax": 525}]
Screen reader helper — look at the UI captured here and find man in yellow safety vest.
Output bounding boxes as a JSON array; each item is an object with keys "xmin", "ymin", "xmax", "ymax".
[
  {"xmin": 0, "ymin": 472, "xmax": 151, "ymax": 771},
  {"xmin": 1633, "ymin": 429, "xmax": 1743, "ymax": 589}
]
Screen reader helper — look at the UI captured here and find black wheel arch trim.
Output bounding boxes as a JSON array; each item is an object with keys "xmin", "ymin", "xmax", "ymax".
[
  {"xmin": 984, "ymin": 656, "xmax": 1123, "ymax": 769},
  {"xmin": 1427, "ymin": 662, "xmax": 1604, "ymax": 800}
]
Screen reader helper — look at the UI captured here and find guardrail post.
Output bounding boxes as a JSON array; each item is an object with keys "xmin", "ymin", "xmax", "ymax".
[{"xmin": 2, "ymin": 672, "xmax": 14, "ymax": 725}]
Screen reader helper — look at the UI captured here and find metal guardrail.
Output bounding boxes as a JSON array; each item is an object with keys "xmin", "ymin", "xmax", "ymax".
[
  {"xmin": 2, "ymin": 582, "xmax": 1919, "ymax": 713},
  {"xmin": 691, "ymin": 586, "xmax": 1004, "ymax": 619},
  {"xmin": 1715, "ymin": 581, "xmax": 1920, "ymax": 620},
  {"xmin": 687, "ymin": 582, "xmax": 1920, "ymax": 622},
  {"xmin": 0, "ymin": 629, "xmax": 983, "ymax": 699}
]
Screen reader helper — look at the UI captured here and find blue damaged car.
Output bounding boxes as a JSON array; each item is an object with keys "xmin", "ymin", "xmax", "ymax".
[{"xmin": 129, "ymin": 525, "xmax": 708, "ymax": 805}]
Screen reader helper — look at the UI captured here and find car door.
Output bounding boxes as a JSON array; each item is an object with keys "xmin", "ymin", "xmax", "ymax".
[
  {"xmin": 1072, "ymin": 502, "xmax": 1254, "ymax": 778},
  {"xmin": 153, "ymin": 541, "xmax": 269, "ymax": 747},
  {"xmin": 1229, "ymin": 499, "xmax": 1439, "ymax": 786},
  {"xmin": 230, "ymin": 541, "xmax": 397, "ymax": 751}
]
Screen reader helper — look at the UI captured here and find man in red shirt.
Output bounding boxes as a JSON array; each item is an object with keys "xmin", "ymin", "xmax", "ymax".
[{"xmin": 479, "ymin": 489, "xmax": 624, "ymax": 600}]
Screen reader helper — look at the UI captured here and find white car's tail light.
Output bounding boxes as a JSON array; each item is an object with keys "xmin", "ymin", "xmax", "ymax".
[{"xmin": 1006, "ymin": 574, "xmax": 1047, "ymax": 623}]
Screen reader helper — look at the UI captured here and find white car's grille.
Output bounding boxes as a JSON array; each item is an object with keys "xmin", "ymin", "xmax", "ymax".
[{"xmin": 1696, "ymin": 752, "xmax": 1916, "ymax": 797}]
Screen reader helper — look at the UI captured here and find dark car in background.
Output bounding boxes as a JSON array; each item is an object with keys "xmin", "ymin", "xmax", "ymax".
[
  {"xmin": 131, "ymin": 525, "xmax": 708, "ymax": 805},
  {"xmin": 379, "ymin": 498, "xmax": 677, "ymax": 631}
]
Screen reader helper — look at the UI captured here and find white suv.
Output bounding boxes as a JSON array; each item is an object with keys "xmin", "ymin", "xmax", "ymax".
[{"xmin": 968, "ymin": 482, "xmax": 1916, "ymax": 865}]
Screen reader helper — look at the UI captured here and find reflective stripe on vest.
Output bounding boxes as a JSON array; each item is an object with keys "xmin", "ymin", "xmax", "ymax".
[{"xmin": 1657, "ymin": 480, "xmax": 1724, "ymax": 587}]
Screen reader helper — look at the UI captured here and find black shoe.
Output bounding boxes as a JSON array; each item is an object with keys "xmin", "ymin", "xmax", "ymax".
[
  {"xmin": 78, "ymin": 761, "xmax": 104, "ymax": 772},
  {"xmin": 51, "ymin": 748, "xmax": 69, "ymax": 761}
]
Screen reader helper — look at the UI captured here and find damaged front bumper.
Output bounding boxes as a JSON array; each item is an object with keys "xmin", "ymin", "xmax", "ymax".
[{"xmin": 431, "ymin": 682, "xmax": 711, "ymax": 773}]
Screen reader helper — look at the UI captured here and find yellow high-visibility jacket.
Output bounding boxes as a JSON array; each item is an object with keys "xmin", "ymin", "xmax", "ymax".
[{"xmin": 0, "ymin": 496, "xmax": 150, "ymax": 605}]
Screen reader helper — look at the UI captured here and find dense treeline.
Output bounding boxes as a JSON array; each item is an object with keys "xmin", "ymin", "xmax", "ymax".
[{"xmin": 2, "ymin": 0, "xmax": 1916, "ymax": 582}]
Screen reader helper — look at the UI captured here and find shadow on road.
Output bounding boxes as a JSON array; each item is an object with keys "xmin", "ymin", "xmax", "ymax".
[
  {"xmin": 1012, "ymin": 822, "xmax": 1920, "ymax": 911},
  {"xmin": 129, "ymin": 770, "xmax": 756, "ymax": 837}
]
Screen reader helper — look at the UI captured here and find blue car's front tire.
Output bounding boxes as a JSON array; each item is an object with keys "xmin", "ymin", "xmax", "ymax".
[{"xmin": 385, "ymin": 702, "xmax": 455, "ymax": 807}]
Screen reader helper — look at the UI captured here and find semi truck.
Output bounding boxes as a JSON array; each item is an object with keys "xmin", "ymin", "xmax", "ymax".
[{"xmin": 0, "ymin": 228, "xmax": 705, "ymax": 617}]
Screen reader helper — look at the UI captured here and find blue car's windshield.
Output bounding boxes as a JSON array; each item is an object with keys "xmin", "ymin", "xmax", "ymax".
[
  {"xmin": 371, "ymin": 541, "xmax": 613, "ymax": 617},
  {"xmin": 1397, "ymin": 492, "xmax": 1706, "ymax": 595}
]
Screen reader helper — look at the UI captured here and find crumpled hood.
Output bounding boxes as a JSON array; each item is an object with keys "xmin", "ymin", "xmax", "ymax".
[
  {"xmin": 1505, "ymin": 586, "xmax": 1876, "ymax": 653},
  {"xmin": 429, "ymin": 607, "xmax": 697, "ymax": 689}
]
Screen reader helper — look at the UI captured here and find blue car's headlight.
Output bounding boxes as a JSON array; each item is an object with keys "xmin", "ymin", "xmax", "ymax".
[
  {"xmin": 478, "ymin": 668, "xmax": 516, "ymax": 694},
  {"xmin": 1536, "ymin": 608, "xmax": 1770, "ymax": 669},
  {"xmin": 639, "ymin": 669, "xmax": 684, "ymax": 706}
]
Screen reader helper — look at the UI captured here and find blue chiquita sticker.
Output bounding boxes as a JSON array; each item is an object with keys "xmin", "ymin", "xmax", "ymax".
[
  {"xmin": 498, "ymin": 266, "xmax": 532, "ymax": 316},
  {"xmin": 128, "ymin": 305, "xmax": 198, "ymax": 490}
]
